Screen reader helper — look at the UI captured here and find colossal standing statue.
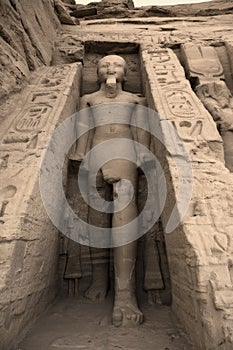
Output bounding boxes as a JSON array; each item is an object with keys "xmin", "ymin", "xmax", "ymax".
[{"xmin": 75, "ymin": 55, "xmax": 151, "ymax": 326}]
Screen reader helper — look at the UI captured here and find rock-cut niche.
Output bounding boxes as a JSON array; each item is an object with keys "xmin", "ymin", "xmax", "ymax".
[{"xmin": 58, "ymin": 42, "xmax": 172, "ymax": 320}]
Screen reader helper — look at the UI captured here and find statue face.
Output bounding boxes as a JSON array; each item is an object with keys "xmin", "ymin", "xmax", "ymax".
[{"xmin": 97, "ymin": 55, "xmax": 127, "ymax": 83}]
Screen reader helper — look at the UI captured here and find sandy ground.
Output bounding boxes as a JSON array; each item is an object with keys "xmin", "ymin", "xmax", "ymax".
[{"xmin": 18, "ymin": 297, "xmax": 193, "ymax": 350}]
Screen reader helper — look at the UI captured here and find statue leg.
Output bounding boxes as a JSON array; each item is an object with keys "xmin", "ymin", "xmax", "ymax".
[
  {"xmin": 111, "ymin": 172, "xmax": 143, "ymax": 327},
  {"xmin": 84, "ymin": 171, "xmax": 111, "ymax": 301}
]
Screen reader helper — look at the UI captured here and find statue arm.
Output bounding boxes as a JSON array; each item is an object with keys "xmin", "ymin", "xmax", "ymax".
[{"xmin": 75, "ymin": 95, "xmax": 94, "ymax": 161}]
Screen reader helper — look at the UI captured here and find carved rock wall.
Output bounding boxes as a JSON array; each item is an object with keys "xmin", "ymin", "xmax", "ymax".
[
  {"xmin": 141, "ymin": 45, "xmax": 233, "ymax": 350},
  {"xmin": 1, "ymin": 2, "xmax": 233, "ymax": 349},
  {"xmin": 0, "ymin": 0, "xmax": 60, "ymax": 101},
  {"xmin": 51, "ymin": 26, "xmax": 233, "ymax": 348},
  {"xmin": 0, "ymin": 63, "xmax": 82, "ymax": 350}
]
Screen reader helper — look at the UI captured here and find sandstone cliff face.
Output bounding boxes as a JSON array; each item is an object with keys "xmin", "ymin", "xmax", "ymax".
[
  {"xmin": 0, "ymin": 1, "xmax": 233, "ymax": 350},
  {"xmin": 0, "ymin": 0, "xmax": 60, "ymax": 100},
  {"xmin": 64, "ymin": 0, "xmax": 233, "ymax": 20},
  {"xmin": 167, "ymin": 0, "xmax": 233, "ymax": 16}
]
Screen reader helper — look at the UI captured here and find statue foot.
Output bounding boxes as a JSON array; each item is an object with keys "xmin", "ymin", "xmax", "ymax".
[
  {"xmin": 112, "ymin": 291, "xmax": 143, "ymax": 327},
  {"xmin": 84, "ymin": 278, "xmax": 108, "ymax": 301}
]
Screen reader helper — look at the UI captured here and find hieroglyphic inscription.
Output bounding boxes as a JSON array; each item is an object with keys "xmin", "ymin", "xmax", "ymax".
[
  {"xmin": 0, "ymin": 62, "xmax": 82, "ymax": 236},
  {"xmin": 15, "ymin": 105, "xmax": 52, "ymax": 132},
  {"xmin": 141, "ymin": 44, "xmax": 223, "ymax": 165},
  {"xmin": 166, "ymin": 90, "xmax": 198, "ymax": 118},
  {"xmin": 1, "ymin": 64, "xmax": 80, "ymax": 149},
  {"xmin": 142, "ymin": 47, "xmax": 203, "ymax": 121},
  {"xmin": 181, "ymin": 43, "xmax": 224, "ymax": 83}
]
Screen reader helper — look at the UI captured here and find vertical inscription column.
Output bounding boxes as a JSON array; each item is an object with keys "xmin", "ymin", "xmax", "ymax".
[
  {"xmin": 140, "ymin": 44, "xmax": 233, "ymax": 350},
  {"xmin": 141, "ymin": 45, "xmax": 223, "ymax": 162}
]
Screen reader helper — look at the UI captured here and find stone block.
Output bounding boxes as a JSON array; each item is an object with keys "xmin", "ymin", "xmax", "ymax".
[
  {"xmin": 214, "ymin": 290, "xmax": 233, "ymax": 310},
  {"xmin": 71, "ymin": 7, "xmax": 97, "ymax": 19},
  {"xmin": 102, "ymin": 0, "xmax": 135, "ymax": 10},
  {"xmin": 62, "ymin": 0, "xmax": 76, "ymax": 4},
  {"xmin": 54, "ymin": 0, "xmax": 77, "ymax": 24}
]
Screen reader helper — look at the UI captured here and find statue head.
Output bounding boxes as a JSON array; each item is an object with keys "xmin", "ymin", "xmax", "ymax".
[{"xmin": 97, "ymin": 55, "xmax": 127, "ymax": 84}]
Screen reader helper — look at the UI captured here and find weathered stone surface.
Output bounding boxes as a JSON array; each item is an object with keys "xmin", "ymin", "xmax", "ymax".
[
  {"xmin": 54, "ymin": 0, "xmax": 78, "ymax": 24},
  {"xmin": 1, "ymin": 2, "xmax": 233, "ymax": 350},
  {"xmin": 166, "ymin": 0, "xmax": 233, "ymax": 17},
  {"xmin": 0, "ymin": 0, "xmax": 60, "ymax": 101},
  {"xmin": 74, "ymin": 0, "xmax": 233, "ymax": 20},
  {"xmin": 102, "ymin": 0, "xmax": 135, "ymax": 10},
  {"xmin": 53, "ymin": 33, "xmax": 84, "ymax": 65},
  {"xmin": 181, "ymin": 43, "xmax": 224, "ymax": 84},
  {"xmin": 141, "ymin": 45, "xmax": 233, "ymax": 350},
  {"xmin": 73, "ymin": 0, "xmax": 136, "ymax": 19},
  {"xmin": 18, "ymin": 298, "xmax": 193, "ymax": 350},
  {"xmin": 70, "ymin": 7, "xmax": 97, "ymax": 19},
  {"xmin": 140, "ymin": 6, "xmax": 175, "ymax": 17},
  {"xmin": 0, "ymin": 62, "xmax": 82, "ymax": 350},
  {"xmin": 182, "ymin": 43, "xmax": 233, "ymax": 172},
  {"xmin": 63, "ymin": 0, "xmax": 76, "ymax": 4}
]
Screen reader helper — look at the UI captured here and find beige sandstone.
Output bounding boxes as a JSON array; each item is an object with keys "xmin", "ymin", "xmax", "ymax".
[{"xmin": 0, "ymin": 1, "xmax": 233, "ymax": 350}]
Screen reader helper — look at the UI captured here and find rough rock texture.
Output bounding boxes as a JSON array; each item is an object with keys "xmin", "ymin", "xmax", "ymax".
[
  {"xmin": 18, "ymin": 298, "xmax": 193, "ymax": 350},
  {"xmin": 0, "ymin": 0, "xmax": 60, "ymax": 101},
  {"xmin": 0, "ymin": 1, "xmax": 233, "ymax": 350},
  {"xmin": 101, "ymin": 0, "xmax": 135, "ymax": 10},
  {"xmin": 64, "ymin": 0, "xmax": 233, "ymax": 20},
  {"xmin": 63, "ymin": 0, "xmax": 76, "ymax": 4},
  {"xmin": 54, "ymin": 0, "xmax": 78, "ymax": 24},
  {"xmin": 0, "ymin": 62, "xmax": 82, "ymax": 350},
  {"xmin": 70, "ymin": 7, "xmax": 97, "ymax": 19},
  {"xmin": 167, "ymin": 0, "xmax": 233, "ymax": 16},
  {"xmin": 72, "ymin": 0, "xmax": 136, "ymax": 19},
  {"xmin": 139, "ymin": 6, "xmax": 176, "ymax": 17}
]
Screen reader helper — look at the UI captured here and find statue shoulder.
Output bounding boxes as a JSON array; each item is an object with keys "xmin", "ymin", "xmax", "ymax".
[
  {"xmin": 121, "ymin": 91, "xmax": 146, "ymax": 105},
  {"xmin": 80, "ymin": 92, "xmax": 99, "ymax": 108}
]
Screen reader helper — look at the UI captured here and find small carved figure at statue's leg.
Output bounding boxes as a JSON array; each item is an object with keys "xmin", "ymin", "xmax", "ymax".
[
  {"xmin": 64, "ymin": 239, "xmax": 82, "ymax": 297},
  {"xmin": 112, "ymin": 177, "xmax": 143, "ymax": 327},
  {"xmin": 84, "ymin": 247, "xmax": 109, "ymax": 301},
  {"xmin": 144, "ymin": 222, "xmax": 164, "ymax": 305},
  {"xmin": 85, "ymin": 173, "xmax": 111, "ymax": 301}
]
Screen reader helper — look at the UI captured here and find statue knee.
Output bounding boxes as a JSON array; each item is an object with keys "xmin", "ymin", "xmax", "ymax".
[{"xmin": 113, "ymin": 179, "xmax": 135, "ymax": 205}]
